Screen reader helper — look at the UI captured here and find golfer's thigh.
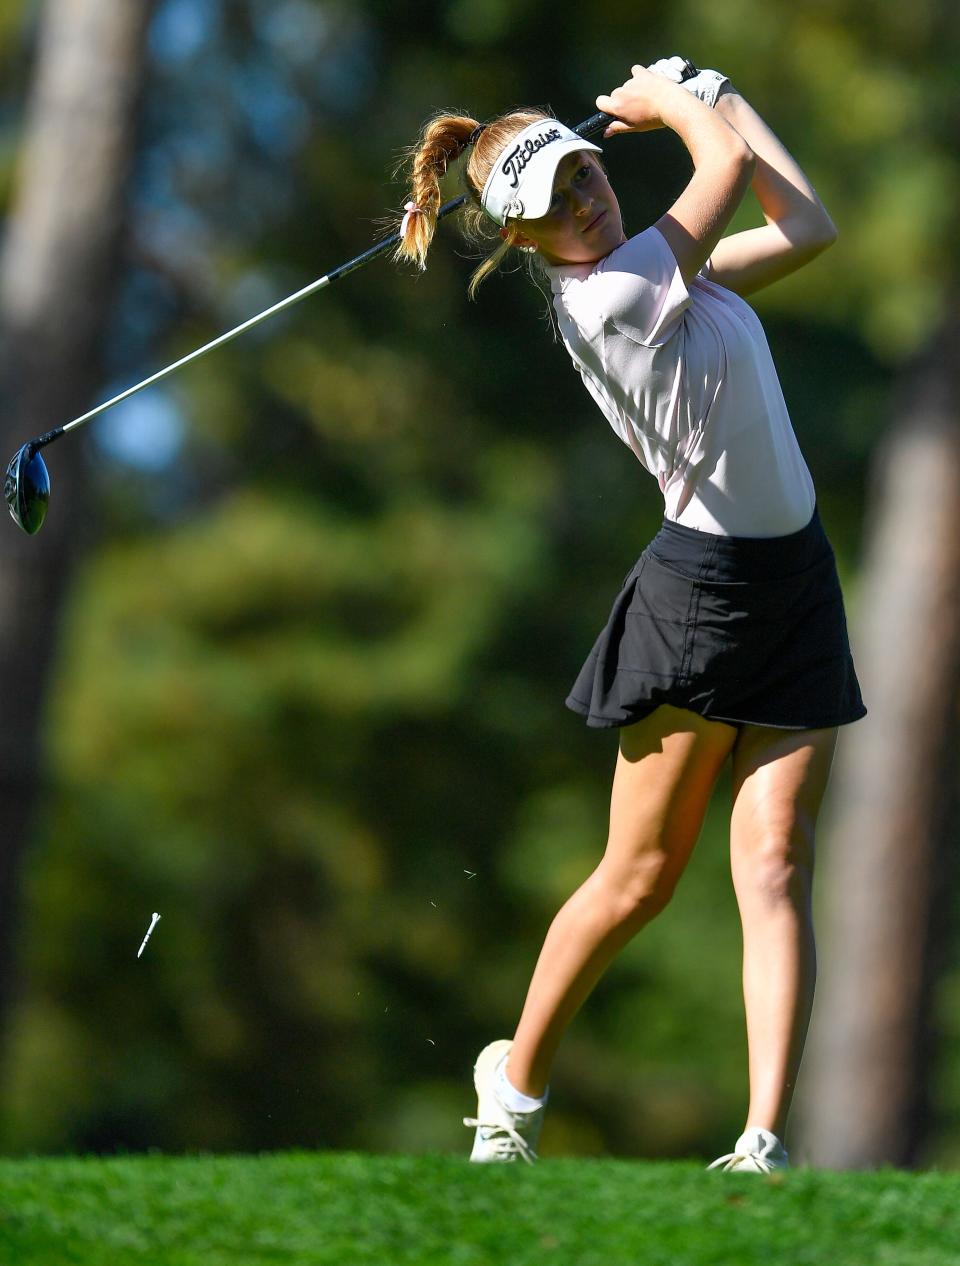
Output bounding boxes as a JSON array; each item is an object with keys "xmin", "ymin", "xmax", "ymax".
[
  {"xmin": 599, "ymin": 705, "xmax": 737, "ymax": 914},
  {"xmin": 729, "ymin": 724, "xmax": 838, "ymax": 902}
]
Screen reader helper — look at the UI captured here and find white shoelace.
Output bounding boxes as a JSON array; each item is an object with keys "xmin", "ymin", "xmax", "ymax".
[
  {"xmin": 462, "ymin": 1117, "xmax": 539, "ymax": 1164},
  {"xmin": 707, "ymin": 1150, "xmax": 779, "ymax": 1173}
]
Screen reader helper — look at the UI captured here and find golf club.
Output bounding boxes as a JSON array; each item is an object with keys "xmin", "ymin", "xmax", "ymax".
[{"xmin": 4, "ymin": 65, "xmax": 698, "ymax": 536}]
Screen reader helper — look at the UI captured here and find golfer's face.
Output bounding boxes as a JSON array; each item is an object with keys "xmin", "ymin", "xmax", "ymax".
[{"xmin": 516, "ymin": 152, "xmax": 624, "ymax": 265}]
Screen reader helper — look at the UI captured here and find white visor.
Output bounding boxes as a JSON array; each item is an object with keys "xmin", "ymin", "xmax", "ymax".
[{"xmin": 480, "ymin": 119, "xmax": 602, "ymax": 226}]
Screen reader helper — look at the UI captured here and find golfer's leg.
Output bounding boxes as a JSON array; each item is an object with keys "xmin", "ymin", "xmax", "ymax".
[
  {"xmin": 729, "ymin": 724, "xmax": 838, "ymax": 1141},
  {"xmin": 507, "ymin": 706, "xmax": 738, "ymax": 1098}
]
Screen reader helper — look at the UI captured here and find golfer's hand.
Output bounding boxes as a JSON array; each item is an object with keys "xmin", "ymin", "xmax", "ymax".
[{"xmin": 596, "ymin": 65, "xmax": 685, "ymax": 136}]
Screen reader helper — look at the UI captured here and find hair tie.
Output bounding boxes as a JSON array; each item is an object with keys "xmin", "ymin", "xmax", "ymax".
[
  {"xmin": 400, "ymin": 200, "xmax": 423, "ymax": 236},
  {"xmin": 467, "ymin": 124, "xmax": 485, "ymax": 145}
]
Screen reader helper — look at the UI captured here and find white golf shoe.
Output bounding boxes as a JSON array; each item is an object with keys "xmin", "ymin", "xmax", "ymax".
[
  {"xmin": 707, "ymin": 1126, "xmax": 790, "ymax": 1173},
  {"xmin": 463, "ymin": 1039, "xmax": 545, "ymax": 1164}
]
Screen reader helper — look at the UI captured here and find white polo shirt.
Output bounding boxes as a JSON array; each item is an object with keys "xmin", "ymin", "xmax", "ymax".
[{"xmin": 546, "ymin": 226, "xmax": 816, "ymax": 538}]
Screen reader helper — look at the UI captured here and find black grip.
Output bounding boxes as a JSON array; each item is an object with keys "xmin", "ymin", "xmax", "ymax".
[{"xmin": 574, "ymin": 111, "xmax": 615, "ymax": 139}]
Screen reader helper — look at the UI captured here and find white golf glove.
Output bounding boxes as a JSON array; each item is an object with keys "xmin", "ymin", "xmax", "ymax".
[
  {"xmin": 646, "ymin": 56, "xmax": 731, "ymax": 107},
  {"xmin": 646, "ymin": 56, "xmax": 695, "ymax": 82}
]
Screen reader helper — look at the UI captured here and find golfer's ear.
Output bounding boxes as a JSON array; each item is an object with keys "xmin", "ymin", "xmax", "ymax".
[{"xmin": 500, "ymin": 226, "xmax": 535, "ymax": 250}]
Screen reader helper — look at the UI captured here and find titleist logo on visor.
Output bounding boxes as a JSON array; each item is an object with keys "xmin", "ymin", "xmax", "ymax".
[{"xmin": 500, "ymin": 127, "xmax": 563, "ymax": 188}]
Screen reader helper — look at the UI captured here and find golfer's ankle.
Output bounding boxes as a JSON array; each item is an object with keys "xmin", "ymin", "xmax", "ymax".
[{"xmin": 503, "ymin": 1055, "xmax": 549, "ymax": 1104}]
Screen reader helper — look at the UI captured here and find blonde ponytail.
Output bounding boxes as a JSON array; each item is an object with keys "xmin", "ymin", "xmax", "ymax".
[
  {"xmin": 395, "ymin": 107, "xmax": 553, "ymax": 298},
  {"xmin": 394, "ymin": 112, "xmax": 478, "ymax": 271}
]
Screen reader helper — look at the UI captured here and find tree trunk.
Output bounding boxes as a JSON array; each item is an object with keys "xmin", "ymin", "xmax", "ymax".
[
  {"xmin": 793, "ymin": 313, "xmax": 960, "ymax": 1168},
  {"xmin": 0, "ymin": 0, "xmax": 155, "ymax": 1045}
]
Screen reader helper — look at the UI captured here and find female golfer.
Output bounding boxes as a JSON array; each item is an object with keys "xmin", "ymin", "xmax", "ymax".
[{"xmin": 397, "ymin": 57, "xmax": 865, "ymax": 1173}]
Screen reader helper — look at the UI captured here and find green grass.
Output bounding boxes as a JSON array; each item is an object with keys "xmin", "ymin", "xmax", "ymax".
[{"xmin": 0, "ymin": 1152, "xmax": 958, "ymax": 1265}]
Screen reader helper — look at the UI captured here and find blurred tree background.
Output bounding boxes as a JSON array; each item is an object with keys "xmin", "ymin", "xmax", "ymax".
[{"xmin": 0, "ymin": 0, "xmax": 958, "ymax": 1167}]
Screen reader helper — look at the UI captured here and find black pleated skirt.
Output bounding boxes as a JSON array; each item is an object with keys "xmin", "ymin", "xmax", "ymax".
[{"xmin": 566, "ymin": 506, "xmax": 867, "ymax": 731}]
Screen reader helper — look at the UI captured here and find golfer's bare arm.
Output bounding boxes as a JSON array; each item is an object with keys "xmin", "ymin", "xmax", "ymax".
[
  {"xmin": 703, "ymin": 86, "xmax": 838, "ymax": 295},
  {"xmin": 598, "ymin": 70, "xmax": 756, "ymax": 287}
]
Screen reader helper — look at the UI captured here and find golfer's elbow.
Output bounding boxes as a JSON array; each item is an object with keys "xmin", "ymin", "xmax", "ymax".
[
  {"xmin": 805, "ymin": 213, "xmax": 839, "ymax": 255},
  {"xmin": 781, "ymin": 205, "xmax": 838, "ymax": 258},
  {"xmin": 805, "ymin": 192, "xmax": 838, "ymax": 247}
]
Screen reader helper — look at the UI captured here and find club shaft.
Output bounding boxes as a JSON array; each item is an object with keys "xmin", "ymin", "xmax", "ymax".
[
  {"xmin": 60, "ymin": 272, "xmax": 335, "ymax": 436},
  {"xmin": 44, "ymin": 110, "xmax": 611, "ymax": 446}
]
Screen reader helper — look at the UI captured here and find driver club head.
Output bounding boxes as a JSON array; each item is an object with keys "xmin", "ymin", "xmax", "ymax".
[{"xmin": 4, "ymin": 443, "xmax": 50, "ymax": 535}]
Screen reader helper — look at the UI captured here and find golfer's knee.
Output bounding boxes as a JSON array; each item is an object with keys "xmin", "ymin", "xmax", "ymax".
[
  {"xmin": 594, "ymin": 854, "xmax": 677, "ymax": 928},
  {"xmin": 743, "ymin": 824, "xmax": 815, "ymax": 908}
]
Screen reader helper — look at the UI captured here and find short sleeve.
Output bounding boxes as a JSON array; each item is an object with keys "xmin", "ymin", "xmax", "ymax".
[{"xmin": 592, "ymin": 226, "xmax": 691, "ymax": 348}]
